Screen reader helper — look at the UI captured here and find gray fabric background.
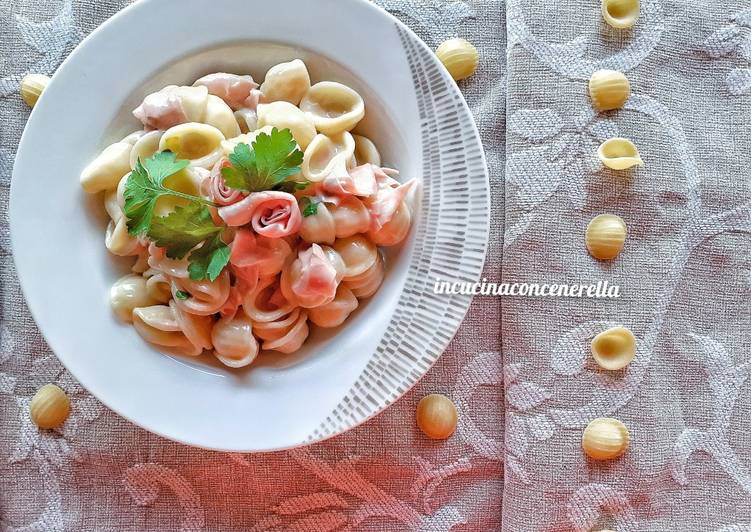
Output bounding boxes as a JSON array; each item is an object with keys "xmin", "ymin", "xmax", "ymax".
[{"xmin": 503, "ymin": 0, "xmax": 751, "ymax": 530}]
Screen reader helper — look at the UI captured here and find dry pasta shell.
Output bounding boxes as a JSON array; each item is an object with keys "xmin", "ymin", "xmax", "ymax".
[
  {"xmin": 20, "ymin": 74, "xmax": 50, "ymax": 108},
  {"xmin": 416, "ymin": 394, "xmax": 457, "ymax": 440},
  {"xmin": 598, "ymin": 138, "xmax": 643, "ymax": 170},
  {"xmin": 582, "ymin": 417, "xmax": 630, "ymax": 460},
  {"xmin": 589, "ymin": 70, "xmax": 630, "ymax": 111},
  {"xmin": 591, "ymin": 327, "xmax": 636, "ymax": 370},
  {"xmin": 585, "ymin": 214, "xmax": 627, "ymax": 260},
  {"xmin": 602, "ymin": 0, "xmax": 640, "ymax": 29},
  {"xmin": 435, "ymin": 38, "xmax": 479, "ymax": 81},
  {"xmin": 30, "ymin": 384, "xmax": 70, "ymax": 429}
]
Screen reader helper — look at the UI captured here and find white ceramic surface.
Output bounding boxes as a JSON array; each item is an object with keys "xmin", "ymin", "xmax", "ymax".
[{"xmin": 10, "ymin": 0, "xmax": 490, "ymax": 451}]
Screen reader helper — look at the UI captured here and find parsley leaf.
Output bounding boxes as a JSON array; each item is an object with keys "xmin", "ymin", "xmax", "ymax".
[
  {"xmin": 300, "ymin": 196, "xmax": 320, "ymax": 217},
  {"xmin": 187, "ymin": 234, "xmax": 231, "ymax": 282},
  {"xmin": 124, "ymin": 151, "xmax": 199, "ymax": 236},
  {"xmin": 148, "ymin": 203, "xmax": 223, "ymax": 259},
  {"xmin": 274, "ymin": 180, "xmax": 311, "ymax": 194},
  {"xmin": 122, "ymin": 151, "xmax": 231, "ymax": 281},
  {"xmin": 221, "ymin": 128, "xmax": 304, "ymax": 192},
  {"xmin": 175, "ymin": 290, "xmax": 192, "ymax": 300}
]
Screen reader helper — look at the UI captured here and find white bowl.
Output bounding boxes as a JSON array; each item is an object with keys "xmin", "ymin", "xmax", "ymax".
[{"xmin": 9, "ymin": 0, "xmax": 489, "ymax": 451}]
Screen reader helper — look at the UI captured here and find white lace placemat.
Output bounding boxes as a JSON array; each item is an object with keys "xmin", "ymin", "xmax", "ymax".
[
  {"xmin": 0, "ymin": 0, "xmax": 504, "ymax": 530},
  {"xmin": 502, "ymin": 0, "xmax": 751, "ymax": 530}
]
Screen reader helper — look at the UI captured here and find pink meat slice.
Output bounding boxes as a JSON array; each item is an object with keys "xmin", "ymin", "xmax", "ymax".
[
  {"xmin": 218, "ymin": 191, "xmax": 302, "ymax": 237},
  {"xmin": 292, "ymin": 245, "xmax": 338, "ymax": 303},
  {"xmin": 193, "ymin": 73, "xmax": 260, "ymax": 111},
  {"xmin": 132, "ymin": 88, "xmax": 188, "ymax": 130},
  {"xmin": 321, "ymin": 164, "xmax": 378, "ymax": 197},
  {"xmin": 368, "ymin": 178, "xmax": 417, "ymax": 230}
]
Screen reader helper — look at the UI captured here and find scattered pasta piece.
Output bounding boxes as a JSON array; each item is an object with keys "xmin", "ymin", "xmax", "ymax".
[
  {"xmin": 582, "ymin": 418, "xmax": 630, "ymax": 460},
  {"xmin": 21, "ymin": 74, "xmax": 50, "ymax": 108},
  {"xmin": 602, "ymin": 0, "xmax": 640, "ymax": 29},
  {"xmin": 589, "ymin": 70, "xmax": 630, "ymax": 111},
  {"xmin": 598, "ymin": 138, "xmax": 643, "ymax": 170},
  {"xmin": 591, "ymin": 327, "xmax": 636, "ymax": 370},
  {"xmin": 416, "ymin": 394, "xmax": 458, "ymax": 440},
  {"xmin": 585, "ymin": 214, "xmax": 627, "ymax": 260},
  {"xmin": 435, "ymin": 38, "xmax": 479, "ymax": 81},
  {"xmin": 30, "ymin": 384, "xmax": 70, "ymax": 429}
]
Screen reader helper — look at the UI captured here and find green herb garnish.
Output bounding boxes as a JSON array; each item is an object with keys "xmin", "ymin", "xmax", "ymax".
[
  {"xmin": 221, "ymin": 128, "xmax": 304, "ymax": 192},
  {"xmin": 186, "ymin": 234, "xmax": 231, "ymax": 282},
  {"xmin": 123, "ymin": 151, "xmax": 228, "ymax": 281},
  {"xmin": 274, "ymin": 180, "xmax": 311, "ymax": 194},
  {"xmin": 124, "ymin": 151, "xmax": 211, "ymax": 236},
  {"xmin": 175, "ymin": 290, "xmax": 192, "ymax": 300},
  {"xmin": 300, "ymin": 196, "xmax": 320, "ymax": 217}
]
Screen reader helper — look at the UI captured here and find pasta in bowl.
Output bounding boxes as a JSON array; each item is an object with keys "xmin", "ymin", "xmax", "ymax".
[
  {"xmin": 80, "ymin": 64, "xmax": 418, "ymax": 369},
  {"xmin": 11, "ymin": 0, "xmax": 488, "ymax": 451}
]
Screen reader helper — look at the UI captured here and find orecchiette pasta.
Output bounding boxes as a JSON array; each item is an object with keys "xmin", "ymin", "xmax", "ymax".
[
  {"xmin": 234, "ymin": 108, "xmax": 258, "ymax": 133},
  {"xmin": 103, "ymin": 188, "xmax": 122, "ymax": 223},
  {"xmin": 257, "ymin": 101, "xmax": 316, "ymax": 149},
  {"xmin": 260, "ymin": 59, "xmax": 311, "ymax": 106},
  {"xmin": 85, "ymin": 61, "xmax": 419, "ymax": 367},
  {"xmin": 144, "ymin": 271, "xmax": 172, "ymax": 304},
  {"xmin": 260, "ymin": 309, "xmax": 310, "ymax": 354},
  {"xmin": 300, "ymin": 81, "xmax": 365, "ymax": 135},
  {"xmin": 301, "ymin": 132, "xmax": 355, "ymax": 182},
  {"xmin": 153, "ymin": 167, "xmax": 207, "ymax": 217},
  {"xmin": 110, "ymin": 274, "xmax": 157, "ymax": 322},
  {"xmin": 129, "ymin": 130, "xmax": 164, "ymax": 170},
  {"xmin": 343, "ymin": 251, "xmax": 385, "ymax": 299},
  {"xmin": 170, "ymin": 270, "xmax": 231, "ymax": 316},
  {"xmin": 308, "ymin": 284, "xmax": 358, "ymax": 328},
  {"xmin": 122, "ymin": 130, "xmax": 146, "ymax": 145},
  {"xmin": 243, "ymin": 275, "xmax": 296, "ymax": 323},
  {"xmin": 133, "ymin": 305, "xmax": 197, "ymax": 354},
  {"xmin": 367, "ymin": 201, "xmax": 412, "ymax": 246},
  {"xmin": 203, "ymin": 95, "xmax": 242, "ymax": 139},
  {"xmin": 159, "ymin": 123, "xmax": 225, "ymax": 169},
  {"xmin": 133, "ymin": 301, "xmax": 213, "ymax": 357},
  {"xmin": 253, "ymin": 307, "xmax": 302, "ymax": 341},
  {"xmin": 211, "ymin": 315, "xmax": 259, "ymax": 367},
  {"xmin": 332, "ymin": 235, "xmax": 377, "ymax": 278},
  {"xmin": 220, "ymin": 125, "xmax": 274, "ymax": 155},
  {"xmin": 80, "ymin": 141, "xmax": 132, "ymax": 193},
  {"xmin": 353, "ymin": 134, "xmax": 381, "ymax": 166},
  {"xmin": 105, "ymin": 218, "xmax": 142, "ymax": 256},
  {"xmin": 299, "ymin": 201, "xmax": 336, "ymax": 245},
  {"xmin": 330, "ymin": 196, "xmax": 371, "ymax": 238}
]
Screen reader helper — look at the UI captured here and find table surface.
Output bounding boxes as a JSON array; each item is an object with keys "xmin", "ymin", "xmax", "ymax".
[{"xmin": 1, "ymin": 0, "xmax": 750, "ymax": 531}]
